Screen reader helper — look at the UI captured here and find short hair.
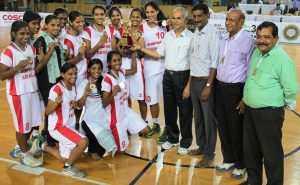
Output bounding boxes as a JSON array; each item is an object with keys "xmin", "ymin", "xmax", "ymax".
[
  {"xmin": 173, "ymin": 7, "xmax": 188, "ymax": 19},
  {"xmin": 130, "ymin": 8, "xmax": 145, "ymax": 19},
  {"xmin": 257, "ymin": 21, "xmax": 278, "ymax": 37},
  {"xmin": 23, "ymin": 11, "xmax": 41, "ymax": 23},
  {"xmin": 54, "ymin": 8, "xmax": 68, "ymax": 16},
  {"xmin": 192, "ymin": 3, "xmax": 209, "ymax": 15},
  {"xmin": 92, "ymin": 5, "xmax": 106, "ymax": 15}
]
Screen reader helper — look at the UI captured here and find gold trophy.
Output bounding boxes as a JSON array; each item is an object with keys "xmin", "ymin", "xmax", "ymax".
[{"xmin": 120, "ymin": 19, "xmax": 133, "ymax": 47}]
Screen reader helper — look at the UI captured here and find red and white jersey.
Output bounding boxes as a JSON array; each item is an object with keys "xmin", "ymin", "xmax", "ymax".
[
  {"xmin": 82, "ymin": 25, "xmax": 119, "ymax": 74},
  {"xmin": 59, "ymin": 27, "xmax": 67, "ymax": 43},
  {"xmin": 0, "ymin": 43, "xmax": 37, "ymax": 95},
  {"xmin": 48, "ymin": 81, "xmax": 77, "ymax": 130},
  {"xmin": 101, "ymin": 69, "xmax": 129, "ymax": 124},
  {"xmin": 142, "ymin": 23, "xmax": 166, "ymax": 77},
  {"xmin": 63, "ymin": 32, "xmax": 87, "ymax": 77}
]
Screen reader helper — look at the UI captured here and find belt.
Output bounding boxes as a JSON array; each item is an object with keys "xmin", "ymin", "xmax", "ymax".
[
  {"xmin": 245, "ymin": 104, "xmax": 283, "ymax": 111},
  {"xmin": 165, "ymin": 69, "xmax": 190, "ymax": 75},
  {"xmin": 217, "ymin": 81, "xmax": 245, "ymax": 87},
  {"xmin": 191, "ymin": 76, "xmax": 208, "ymax": 80}
]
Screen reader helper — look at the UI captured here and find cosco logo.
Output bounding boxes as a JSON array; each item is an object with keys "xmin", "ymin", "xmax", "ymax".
[{"xmin": 2, "ymin": 15, "xmax": 23, "ymax": 20}]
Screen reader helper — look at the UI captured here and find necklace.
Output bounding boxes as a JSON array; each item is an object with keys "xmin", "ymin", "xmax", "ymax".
[
  {"xmin": 10, "ymin": 42, "xmax": 35, "ymax": 64},
  {"xmin": 252, "ymin": 54, "xmax": 269, "ymax": 76}
]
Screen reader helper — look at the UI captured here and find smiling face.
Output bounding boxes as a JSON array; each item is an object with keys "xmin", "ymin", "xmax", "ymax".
[
  {"xmin": 110, "ymin": 10, "xmax": 122, "ymax": 27},
  {"xmin": 172, "ymin": 10, "xmax": 186, "ymax": 32},
  {"xmin": 46, "ymin": 18, "xmax": 60, "ymax": 38},
  {"xmin": 89, "ymin": 63, "xmax": 102, "ymax": 80},
  {"xmin": 13, "ymin": 26, "xmax": 30, "ymax": 47},
  {"xmin": 130, "ymin": 11, "xmax": 142, "ymax": 27},
  {"xmin": 57, "ymin": 13, "xmax": 68, "ymax": 28},
  {"xmin": 256, "ymin": 27, "xmax": 278, "ymax": 55},
  {"xmin": 62, "ymin": 67, "xmax": 78, "ymax": 86},
  {"xmin": 192, "ymin": 9, "xmax": 209, "ymax": 30},
  {"xmin": 70, "ymin": 15, "xmax": 84, "ymax": 33},
  {"xmin": 145, "ymin": 5, "xmax": 158, "ymax": 22},
  {"xmin": 108, "ymin": 54, "xmax": 122, "ymax": 72},
  {"xmin": 93, "ymin": 8, "xmax": 106, "ymax": 26},
  {"xmin": 225, "ymin": 10, "xmax": 244, "ymax": 36}
]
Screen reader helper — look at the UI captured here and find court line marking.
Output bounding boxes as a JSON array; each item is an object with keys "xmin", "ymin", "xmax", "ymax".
[{"xmin": 0, "ymin": 157, "xmax": 110, "ymax": 185}]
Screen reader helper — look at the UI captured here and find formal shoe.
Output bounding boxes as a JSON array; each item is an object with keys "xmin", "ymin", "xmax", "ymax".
[
  {"xmin": 189, "ymin": 148, "xmax": 203, "ymax": 156},
  {"xmin": 196, "ymin": 158, "xmax": 213, "ymax": 168},
  {"xmin": 177, "ymin": 147, "xmax": 188, "ymax": 155},
  {"xmin": 216, "ymin": 163, "xmax": 235, "ymax": 172},
  {"xmin": 161, "ymin": 141, "xmax": 179, "ymax": 150},
  {"xmin": 156, "ymin": 128, "xmax": 168, "ymax": 144},
  {"xmin": 232, "ymin": 168, "xmax": 246, "ymax": 179}
]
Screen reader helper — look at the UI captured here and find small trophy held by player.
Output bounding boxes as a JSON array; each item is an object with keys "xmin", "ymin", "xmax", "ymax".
[{"xmin": 120, "ymin": 19, "xmax": 133, "ymax": 47}]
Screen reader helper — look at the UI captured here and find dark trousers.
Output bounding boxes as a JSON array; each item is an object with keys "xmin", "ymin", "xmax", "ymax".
[
  {"xmin": 163, "ymin": 70, "xmax": 193, "ymax": 148},
  {"xmin": 190, "ymin": 78, "xmax": 217, "ymax": 160},
  {"xmin": 244, "ymin": 105, "xmax": 284, "ymax": 185},
  {"xmin": 81, "ymin": 121, "xmax": 106, "ymax": 156},
  {"xmin": 216, "ymin": 82, "xmax": 244, "ymax": 169}
]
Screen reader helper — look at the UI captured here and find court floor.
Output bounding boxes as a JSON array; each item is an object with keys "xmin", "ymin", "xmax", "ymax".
[{"xmin": 0, "ymin": 27, "xmax": 300, "ymax": 185}]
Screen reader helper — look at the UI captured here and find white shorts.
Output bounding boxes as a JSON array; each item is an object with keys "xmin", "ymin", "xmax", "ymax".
[
  {"xmin": 111, "ymin": 108, "xmax": 147, "ymax": 151},
  {"xmin": 144, "ymin": 73, "xmax": 163, "ymax": 105},
  {"xmin": 129, "ymin": 70, "xmax": 145, "ymax": 101},
  {"xmin": 49, "ymin": 126, "xmax": 85, "ymax": 159},
  {"xmin": 7, "ymin": 92, "xmax": 43, "ymax": 134}
]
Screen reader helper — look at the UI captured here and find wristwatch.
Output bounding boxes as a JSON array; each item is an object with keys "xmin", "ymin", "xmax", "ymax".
[{"xmin": 206, "ymin": 83, "xmax": 211, "ymax": 87}]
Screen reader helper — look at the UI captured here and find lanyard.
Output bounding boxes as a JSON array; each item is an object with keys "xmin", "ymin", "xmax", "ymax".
[
  {"xmin": 220, "ymin": 31, "xmax": 242, "ymax": 64},
  {"xmin": 60, "ymin": 80, "xmax": 76, "ymax": 101},
  {"xmin": 10, "ymin": 42, "xmax": 34, "ymax": 60},
  {"xmin": 252, "ymin": 53, "xmax": 269, "ymax": 76}
]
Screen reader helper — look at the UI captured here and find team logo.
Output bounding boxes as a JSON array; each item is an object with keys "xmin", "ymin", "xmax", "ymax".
[{"xmin": 282, "ymin": 24, "xmax": 300, "ymax": 41}]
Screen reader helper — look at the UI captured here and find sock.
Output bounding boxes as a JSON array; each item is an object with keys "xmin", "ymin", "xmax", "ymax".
[
  {"xmin": 15, "ymin": 144, "xmax": 20, "ymax": 149},
  {"xmin": 32, "ymin": 130, "xmax": 39, "ymax": 137},
  {"xmin": 152, "ymin": 118, "xmax": 159, "ymax": 124}
]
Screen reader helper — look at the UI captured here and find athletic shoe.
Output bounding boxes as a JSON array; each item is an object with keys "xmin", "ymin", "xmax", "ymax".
[
  {"xmin": 177, "ymin": 147, "xmax": 188, "ymax": 155},
  {"xmin": 156, "ymin": 128, "xmax": 168, "ymax": 144},
  {"xmin": 21, "ymin": 152, "xmax": 43, "ymax": 167},
  {"xmin": 232, "ymin": 168, "xmax": 246, "ymax": 179},
  {"xmin": 161, "ymin": 141, "xmax": 179, "ymax": 150},
  {"xmin": 29, "ymin": 137, "xmax": 42, "ymax": 156},
  {"xmin": 216, "ymin": 163, "xmax": 235, "ymax": 172},
  {"xmin": 9, "ymin": 147, "xmax": 21, "ymax": 158},
  {"xmin": 151, "ymin": 123, "xmax": 161, "ymax": 133},
  {"xmin": 62, "ymin": 165, "xmax": 85, "ymax": 178},
  {"xmin": 32, "ymin": 134, "xmax": 46, "ymax": 143}
]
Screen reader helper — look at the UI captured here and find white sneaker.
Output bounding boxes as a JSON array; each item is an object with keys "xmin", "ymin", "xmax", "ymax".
[
  {"xmin": 177, "ymin": 147, "xmax": 188, "ymax": 155},
  {"xmin": 21, "ymin": 152, "xmax": 43, "ymax": 167},
  {"xmin": 29, "ymin": 138, "xmax": 42, "ymax": 156},
  {"xmin": 232, "ymin": 168, "xmax": 246, "ymax": 179},
  {"xmin": 161, "ymin": 141, "xmax": 179, "ymax": 150},
  {"xmin": 62, "ymin": 165, "xmax": 85, "ymax": 178},
  {"xmin": 216, "ymin": 163, "xmax": 235, "ymax": 172}
]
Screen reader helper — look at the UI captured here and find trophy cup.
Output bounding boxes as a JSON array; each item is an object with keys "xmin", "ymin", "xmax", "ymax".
[{"xmin": 120, "ymin": 19, "xmax": 133, "ymax": 47}]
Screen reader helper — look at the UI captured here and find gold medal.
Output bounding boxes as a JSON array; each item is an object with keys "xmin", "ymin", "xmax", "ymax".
[
  {"xmin": 90, "ymin": 84, "xmax": 96, "ymax": 89},
  {"xmin": 81, "ymin": 42, "xmax": 86, "ymax": 47},
  {"xmin": 220, "ymin": 57, "xmax": 224, "ymax": 64}
]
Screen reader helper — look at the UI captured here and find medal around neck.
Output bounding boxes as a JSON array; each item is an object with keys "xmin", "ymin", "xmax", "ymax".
[{"xmin": 119, "ymin": 82, "xmax": 126, "ymax": 89}]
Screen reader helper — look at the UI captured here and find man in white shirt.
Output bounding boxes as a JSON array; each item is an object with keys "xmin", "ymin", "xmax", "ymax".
[
  {"xmin": 132, "ymin": 7, "xmax": 193, "ymax": 155},
  {"xmin": 188, "ymin": 3, "xmax": 221, "ymax": 167}
]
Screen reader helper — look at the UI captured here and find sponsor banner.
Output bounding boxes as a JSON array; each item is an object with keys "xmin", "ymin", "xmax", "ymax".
[
  {"xmin": 280, "ymin": 23, "xmax": 300, "ymax": 44},
  {"xmin": 0, "ymin": 12, "xmax": 50, "ymax": 27}
]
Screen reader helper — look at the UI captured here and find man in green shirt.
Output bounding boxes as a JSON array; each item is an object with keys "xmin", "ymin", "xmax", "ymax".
[{"xmin": 242, "ymin": 21, "xmax": 299, "ymax": 185}]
